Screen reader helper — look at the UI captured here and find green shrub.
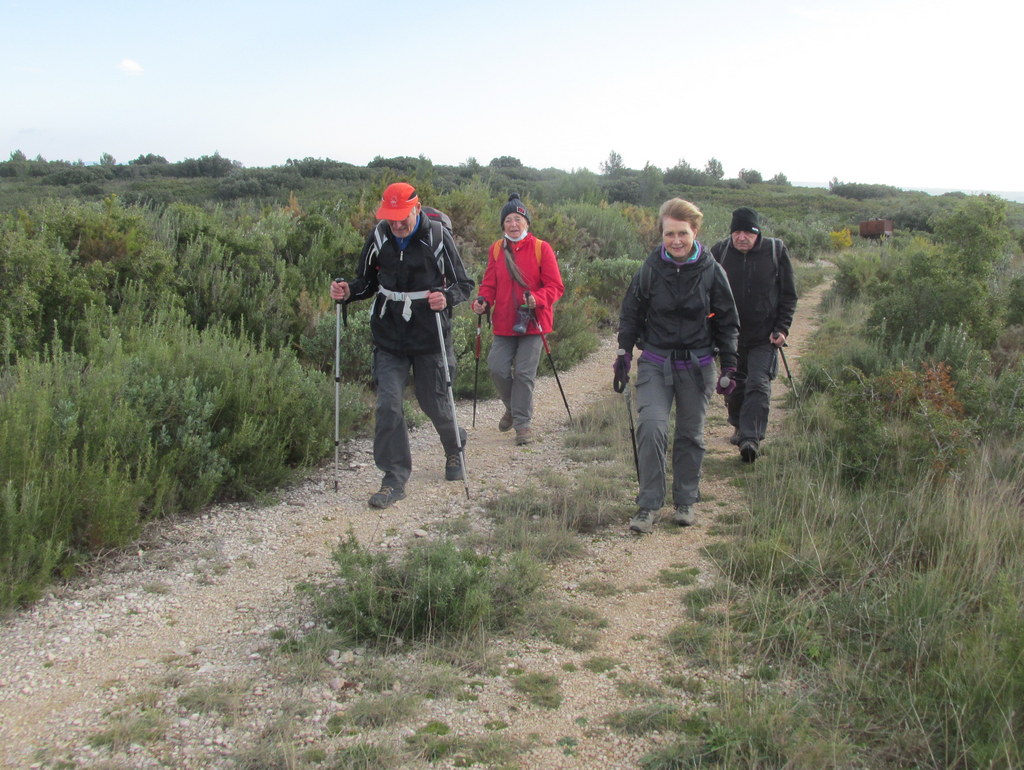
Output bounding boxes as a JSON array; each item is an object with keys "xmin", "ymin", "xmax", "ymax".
[
  {"xmin": 0, "ymin": 348, "xmax": 145, "ymax": 603},
  {"xmin": 831, "ymin": 248, "xmax": 883, "ymax": 302},
  {"xmin": 815, "ymin": 364, "xmax": 977, "ymax": 487},
  {"xmin": 771, "ymin": 217, "xmax": 834, "ymax": 257},
  {"xmin": 559, "ymin": 202, "xmax": 647, "ymax": 261},
  {"xmin": 865, "ymin": 198, "xmax": 1012, "ymax": 349},
  {"xmin": 0, "ymin": 302, "xmax": 344, "ymax": 608},
  {"xmin": 566, "ymin": 256, "xmax": 642, "ymax": 321},
  {"xmin": 319, "ymin": 536, "xmax": 544, "ymax": 648}
]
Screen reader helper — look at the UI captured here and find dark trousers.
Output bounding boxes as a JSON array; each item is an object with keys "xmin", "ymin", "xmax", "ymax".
[
  {"xmin": 372, "ymin": 343, "xmax": 460, "ymax": 490},
  {"xmin": 727, "ymin": 343, "xmax": 778, "ymax": 446}
]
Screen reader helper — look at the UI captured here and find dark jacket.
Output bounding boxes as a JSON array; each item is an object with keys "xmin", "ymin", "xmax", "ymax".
[
  {"xmin": 346, "ymin": 213, "xmax": 474, "ymax": 356},
  {"xmin": 617, "ymin": 244, "xmax": 739, "ymax": 369},
  {"xmin": 711, "ymin": 235, "xmax": 797, "ymax": 347}
]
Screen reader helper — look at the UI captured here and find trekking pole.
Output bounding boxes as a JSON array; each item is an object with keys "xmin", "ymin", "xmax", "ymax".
[
  {"xmin": 613, "ymin": 354, "xmax": 639, "ymax": 482},
  {"xmin": 779, "ymin": 343, "xmax": 800, "ymax": 410},
  {"xmin": 525, "ymin": 291, "xmax": 573, "ymax": 427},
  {"xmin": 432, "ymin": 292, "xmax": 470, "ymax": 499},
  {"xmin": 332, "ymin": 277, "xmax": 349, "ymax": 493},
  {"xmin": 624, "ymin": 388, "xmax": 640, "ymax": 484},
  {"xmin": 536, "ymin": 323, "xmax": 573, "ymax": 427},
  {"xmin": 472, "ymin": 297, "xmax": 484, "ymax": 428}
]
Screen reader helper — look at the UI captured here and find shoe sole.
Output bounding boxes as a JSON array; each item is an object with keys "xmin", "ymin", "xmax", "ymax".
[
  {"xmin": 369, "ymin": 491, "xmax": 406, "ymax": 509},
  {"xmin": 629, "ymin": 513, "xmax": 658, "ymax": 534},
  {"xmin": 673, "ymin": 514, "xmax": 695, "ymax": 526}
]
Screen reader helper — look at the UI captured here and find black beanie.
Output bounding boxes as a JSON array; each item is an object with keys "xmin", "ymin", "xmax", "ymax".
[
  {"xmin": 730, "ymin": 207, "xmax": 761, "ymax": 234},
  {"xmin": 500, "ymin": 193, "xmax": 531, "ymax": 226}
]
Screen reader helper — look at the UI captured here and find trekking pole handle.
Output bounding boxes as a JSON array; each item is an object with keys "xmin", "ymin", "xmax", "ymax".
[
  {"xmin": 333, "ymin": 277, "xmax": 349, "ymax": 326},
  {"xmin": 333, "ymin": 277, "xmax": 347, "ymax": 296},
  {"xmin": 429, "ymin": 287, "xmax": 449, "ymax": 312}
]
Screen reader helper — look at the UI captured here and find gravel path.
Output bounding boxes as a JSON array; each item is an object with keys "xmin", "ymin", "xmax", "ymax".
[{"xmin": 0, "ymin": 283, "xmax": 823, "ymax": 769}]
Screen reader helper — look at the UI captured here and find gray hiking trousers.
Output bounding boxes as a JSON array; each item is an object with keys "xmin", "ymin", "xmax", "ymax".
[
  {"xmin": 634, "ymin": 358, "xmax": 715, "ymax": 511},
  {"xmin": 487, "ymin": 334, "xmax": 544, "ymax": 430},
  {"xmin": 372, "ymin": 343, "xmax": 460, "ymax": 490}
]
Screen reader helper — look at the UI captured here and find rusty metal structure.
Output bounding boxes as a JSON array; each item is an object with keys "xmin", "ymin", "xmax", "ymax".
[{"xmin": 859, "ymin": 218, "xmax": 894, "ymax": 238}]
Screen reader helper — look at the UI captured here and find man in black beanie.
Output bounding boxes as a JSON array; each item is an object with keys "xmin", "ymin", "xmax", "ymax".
[{"xmin": 710, "ymin": 207, "xmax": 797, "ymax": 463}]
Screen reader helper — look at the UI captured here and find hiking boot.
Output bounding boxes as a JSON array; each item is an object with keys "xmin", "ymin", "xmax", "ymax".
[
  {"xmin": 629, "ymin": 508, "xmax": 657, "ymax": 534},
  {"xmin": 672, "ymin": 505, "xmax": 696, "ymax": 527},
  {"xmin": 515, "ymin": 427, "xmax": 532, "ymax": 445},
  {"xmin": 369, "ymin": 484, "xmax": 405, "ymax": 509},
  {"xmin": 728, "ymin": 427, "xmax": 741, "ymax": 445},
  {"xmin": 739, "ymin": 440, "xmax": 759, "ymax": 464},
  {"xmin": 498, "ymin": 409, "xmax": 513, "ymax": 432},
  {"xmin": 444, "ymin": 453, "xmax": 464, "ymax": 481}
]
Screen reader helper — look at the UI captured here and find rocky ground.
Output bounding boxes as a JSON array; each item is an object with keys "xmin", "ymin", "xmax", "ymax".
[{"xmin": 0, "ymin": 283, "xmax": 823, "ymax": 769}]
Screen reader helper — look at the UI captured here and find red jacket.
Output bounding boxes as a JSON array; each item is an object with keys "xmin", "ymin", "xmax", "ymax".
[{"xmin": 478, "ymin": 234, "xmax": 564, "ymax": 336}]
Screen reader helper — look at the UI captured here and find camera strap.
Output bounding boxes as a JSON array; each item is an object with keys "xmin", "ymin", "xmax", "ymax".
[{"xmin": 503, "ymin": 241, "xmax": 531, "ymax": 292}]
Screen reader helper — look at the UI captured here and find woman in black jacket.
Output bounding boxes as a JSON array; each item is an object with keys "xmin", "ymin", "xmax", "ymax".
[{"xmin": 613, "ymin": 198, "xmax": 739, "ymax": 533}]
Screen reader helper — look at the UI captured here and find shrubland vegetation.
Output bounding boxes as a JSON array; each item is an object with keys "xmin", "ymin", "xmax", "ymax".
[
  {"xmin": 687, "ymin": 195, "xmax": 1024, "ymax": 767},
  {"xmin": 4, "ymin": 147, "xmax": 1024, "ymax": 764}
]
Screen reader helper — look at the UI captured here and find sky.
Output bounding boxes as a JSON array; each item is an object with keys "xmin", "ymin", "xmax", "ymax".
[{"xmin": 2, "ymin": 0, "xmax": 1022, "ymax": 197}]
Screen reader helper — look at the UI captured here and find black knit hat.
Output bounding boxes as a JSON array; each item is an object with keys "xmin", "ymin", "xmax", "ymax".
[
  {"xmin": 500, "ymin": 193, "xmax": 531, "ymax": 226},
  {"xmin": 730, "ymin": 207, "xmax": 761, "ymax": 234}
]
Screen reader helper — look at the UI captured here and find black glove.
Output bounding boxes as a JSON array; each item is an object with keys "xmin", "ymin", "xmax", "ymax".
[{"xmin": 612, "ymin": 349, "xmax": 632, "ymax": 393}]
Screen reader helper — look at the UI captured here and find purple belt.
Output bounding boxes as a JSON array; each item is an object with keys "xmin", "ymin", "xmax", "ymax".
[{"xmin": 639, "ymin": 349, "xmax": 714, "ymax": 370}]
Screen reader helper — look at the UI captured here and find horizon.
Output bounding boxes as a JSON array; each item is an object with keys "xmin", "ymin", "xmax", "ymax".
[{"xmin": 8, "ymin": 150, "xmax": 1021, "ymax": 204}]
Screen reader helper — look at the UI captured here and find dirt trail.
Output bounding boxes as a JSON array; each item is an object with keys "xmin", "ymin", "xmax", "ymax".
[{"xmin": 0, "ymin": 282, "xmax": 825, "ymax": 769}]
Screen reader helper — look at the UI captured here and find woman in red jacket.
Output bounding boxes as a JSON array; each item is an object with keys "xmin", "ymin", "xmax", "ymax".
[{"xmin": 472, "ymin": 194, "xmax": 565, "ymax": 445}]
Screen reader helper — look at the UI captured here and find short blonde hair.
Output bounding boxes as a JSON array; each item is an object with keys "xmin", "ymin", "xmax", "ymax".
[{"xmin": 658, "ymin": 198, "xmax": 703, "ymax": 234}]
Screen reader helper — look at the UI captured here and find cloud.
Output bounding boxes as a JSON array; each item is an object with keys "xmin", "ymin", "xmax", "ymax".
[{"xmin": 117, "ymin": 59, "xmax": 143, "ymax": 75}]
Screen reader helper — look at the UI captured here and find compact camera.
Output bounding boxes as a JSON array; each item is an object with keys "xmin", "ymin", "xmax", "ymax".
[{"xmin": 512, "ymin": 305, "xmax": 534, "ymax": 335}]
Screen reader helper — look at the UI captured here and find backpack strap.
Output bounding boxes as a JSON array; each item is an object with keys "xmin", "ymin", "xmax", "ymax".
[
  {"xmin": 425, "ymin": 217, "xmax": 445, "ymax": 264},
  {"xmin": 372, "ymin": 221, "xmax": 388, "ymax": 256},
  {"xmin": 490, "ymin": 238, "xmax": 544, "ymax": 267},
  {"xmin": 372, "ymin": 214, "xmax": 449, "ymax": 280}
]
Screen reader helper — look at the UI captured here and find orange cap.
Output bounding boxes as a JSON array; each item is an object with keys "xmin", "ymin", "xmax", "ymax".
[{"xmin": 376, "ymin": 182, "xmax": 419, "ymax": 220}]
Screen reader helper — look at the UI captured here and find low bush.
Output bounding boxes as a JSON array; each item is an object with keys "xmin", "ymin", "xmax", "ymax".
[
  {"xmin": 0, "ymin": 304, "xmax": 345, "ymax": 609},
  {"xmin": 319, "ymin": 536, "xmax": 545, "ymax": 649}
]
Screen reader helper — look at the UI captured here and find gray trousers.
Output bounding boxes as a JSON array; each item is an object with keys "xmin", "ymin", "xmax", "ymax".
[
  {"xmin": 372, "ymin": 343, "xmax": 461, "ymax": 490},
  {"xmin": 727, "ymin": 343, "xmax": 778, "ymax": 446},
  {"xmin": 634, "ymin": 358, "xmax": 715, "ymax": 511},
  {"xmin": 487, "ymin": 334, "xmax": 543, "ymax": 430}
]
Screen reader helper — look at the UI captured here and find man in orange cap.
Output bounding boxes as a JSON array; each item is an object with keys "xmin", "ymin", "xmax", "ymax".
[{"xmin": 331, "ymin": 182, "xmax": 474, "ymax": 508}]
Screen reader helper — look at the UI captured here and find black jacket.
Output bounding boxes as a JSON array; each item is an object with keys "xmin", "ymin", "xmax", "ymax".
[
  {"xmin": 711, "ymin": 235, "xmax": 797, "ymax": 347},
  {"xmin": 617, "ymin": 244, "xmax": 739, "ymax": 369},
  {"xmin": 346, "ymin": 214, "xmax": 474, "ymax": 356}
]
